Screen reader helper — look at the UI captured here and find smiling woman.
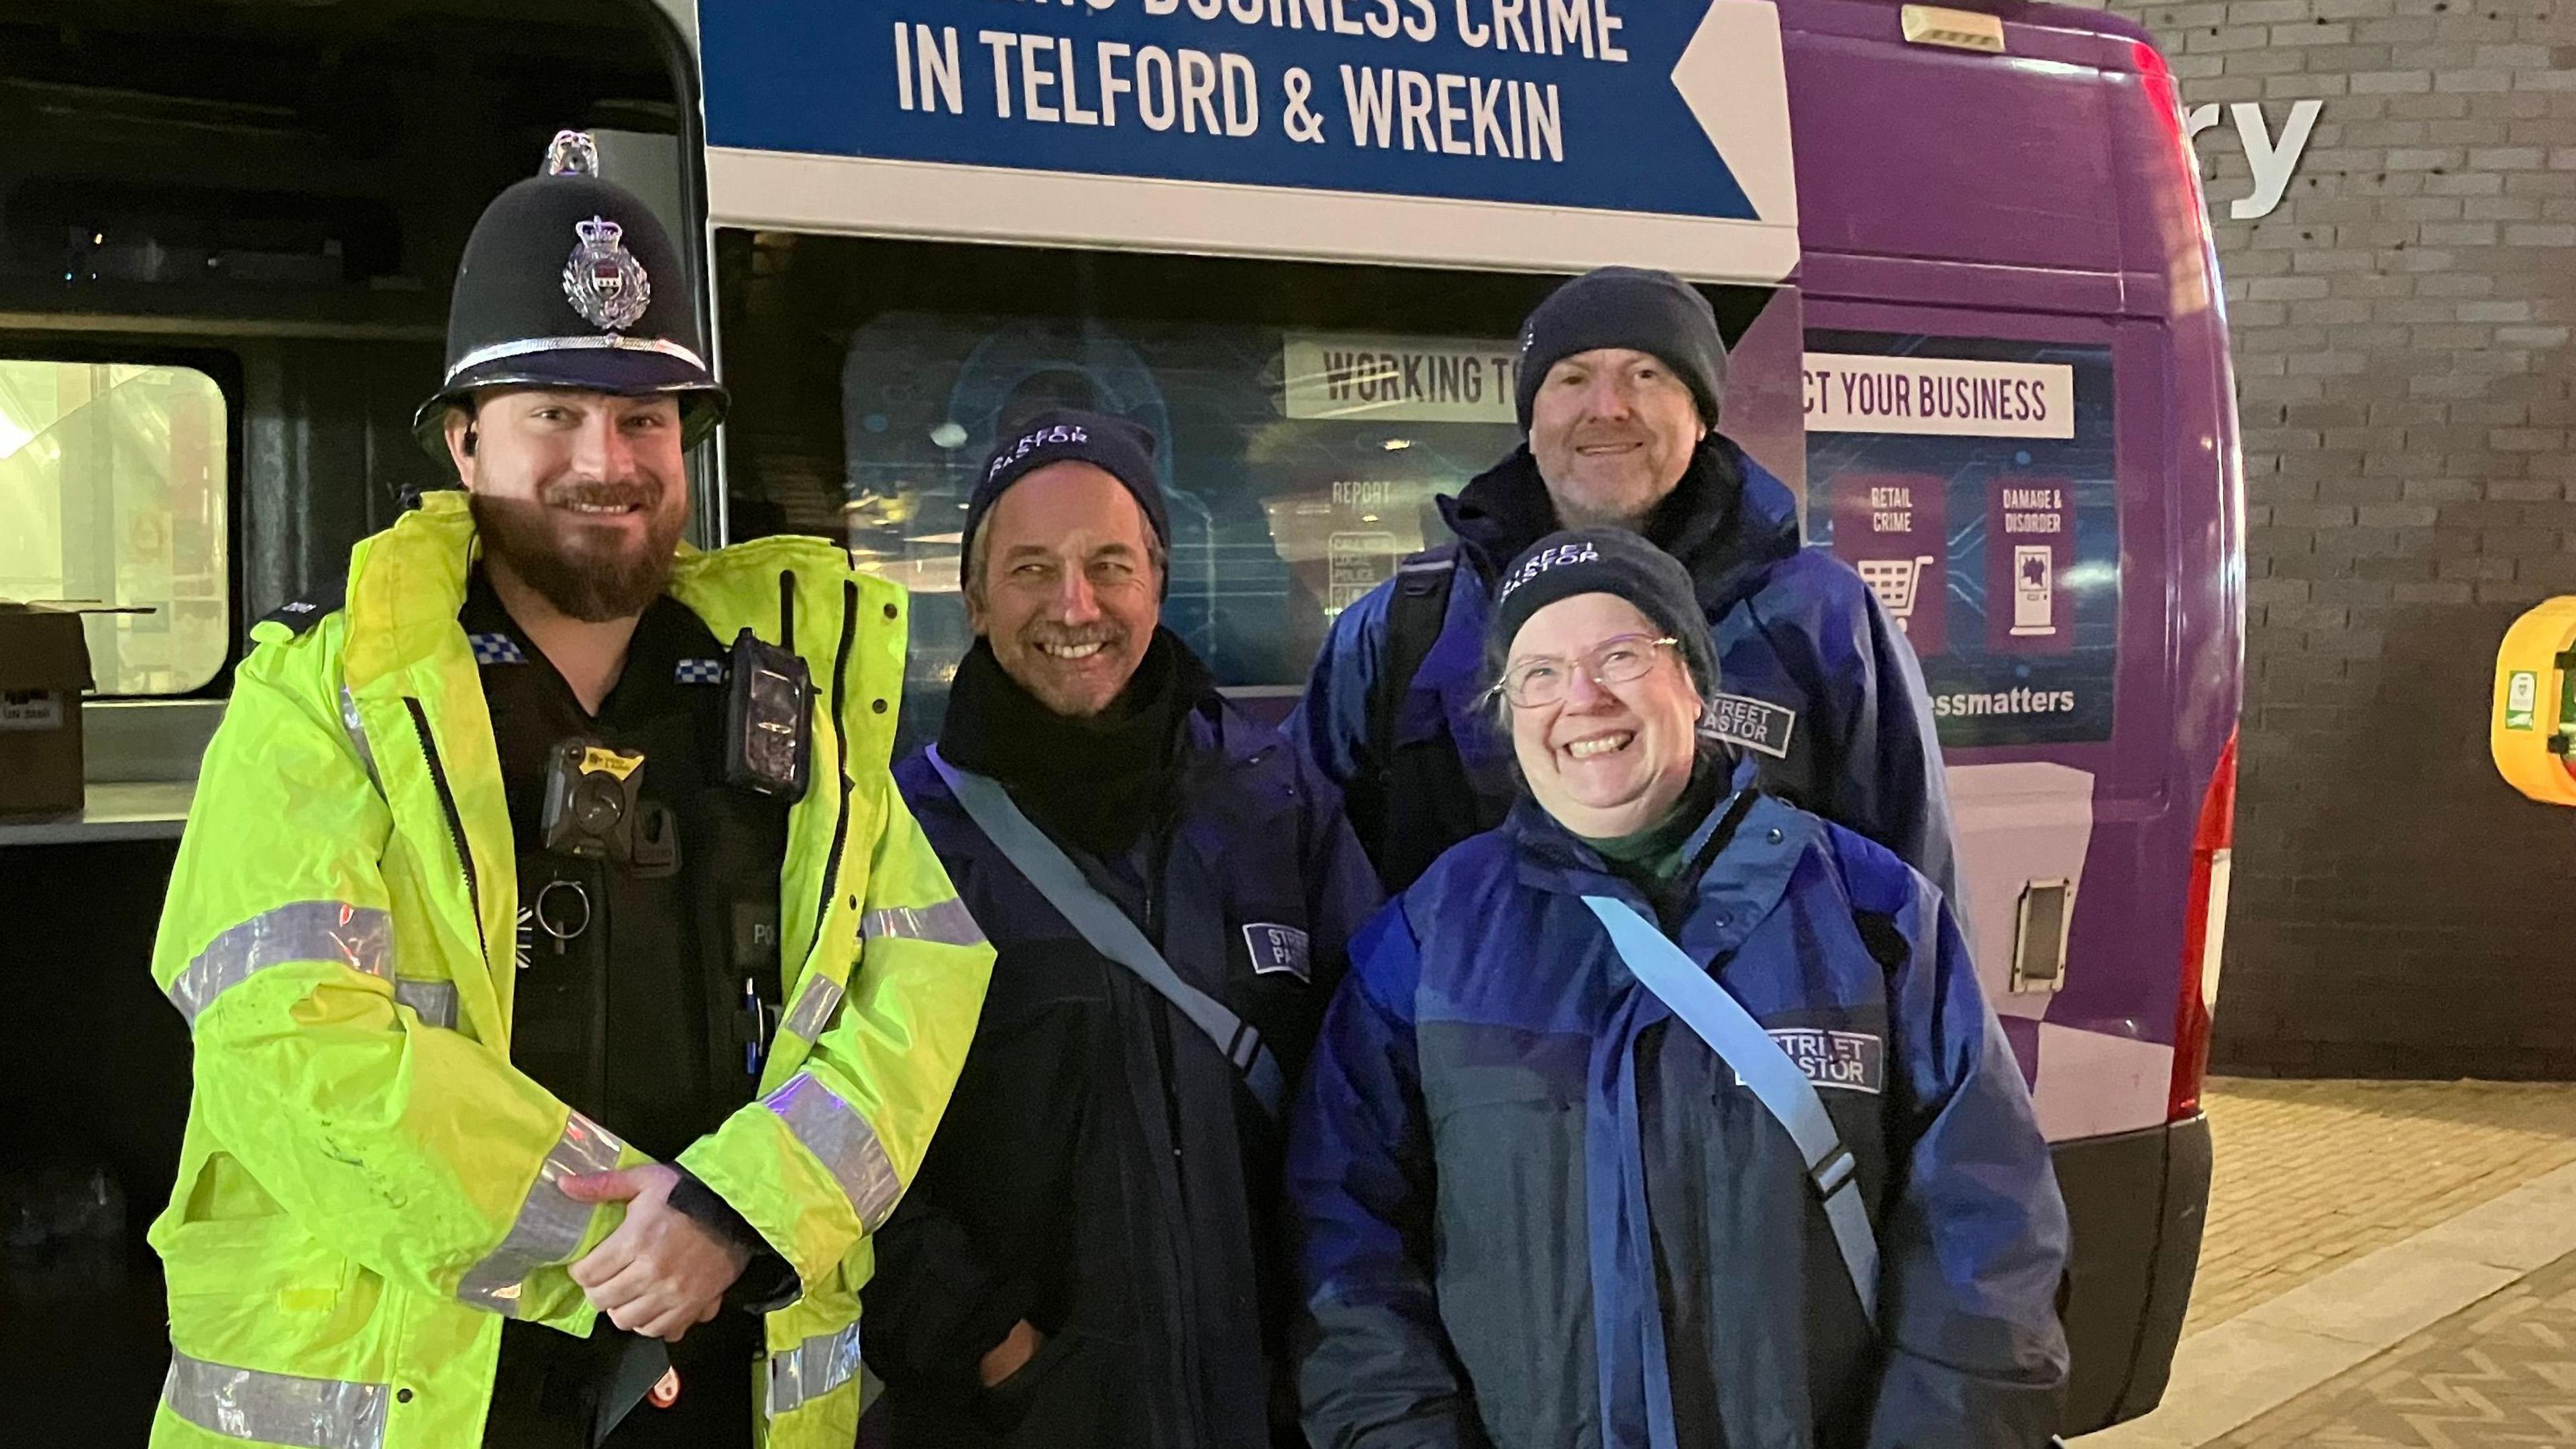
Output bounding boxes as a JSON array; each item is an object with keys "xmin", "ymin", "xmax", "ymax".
[
  {"xmin": 1497, "ymin": 591, "xmax": 1703, "ymax": 841},
  {"xmin": 1289, "ymin": 527, "xmax": 2074, "ymax": 1449},
  {"xmin": 1499, "ymin": 608, "xmax": 1697, "ymax": 832},
  {"xmin": 1481, "ymin": 527, "xmax": 1717, "ymax": 831}
]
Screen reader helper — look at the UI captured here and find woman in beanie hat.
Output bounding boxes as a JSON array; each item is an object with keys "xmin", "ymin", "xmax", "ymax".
[{"xmin": 1289, "ymin": 530, "xmax": 2070, "ymax": 1449}]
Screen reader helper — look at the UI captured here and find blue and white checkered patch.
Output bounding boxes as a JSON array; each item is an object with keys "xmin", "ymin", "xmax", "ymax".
[
  {"xmin": 674, "ymin": 659, "xmax": 726, "ymax": 685},
  {"xmin": 468, "ymin": 633, "xmax": 527, "ymax": 665}
]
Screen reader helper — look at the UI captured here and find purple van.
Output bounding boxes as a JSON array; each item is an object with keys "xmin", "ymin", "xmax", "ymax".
[
  {"xmin": 1783, "ymin": 3, "xmax": 2245, "ymax": 1429},
  {"xmin": 690, "ymin": 0, "xmax": 2243, "ymax": 1430}
]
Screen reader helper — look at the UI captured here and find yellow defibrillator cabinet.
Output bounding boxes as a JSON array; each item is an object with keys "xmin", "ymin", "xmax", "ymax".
[{"xmin": 2491, "ymin": 596, "xmax": 2576, "ymax": 806}]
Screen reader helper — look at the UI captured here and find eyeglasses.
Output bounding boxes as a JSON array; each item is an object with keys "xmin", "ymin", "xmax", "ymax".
[{"xmin": 1487, "ymin": 635, "xmax": 1680, "ymax": 710}]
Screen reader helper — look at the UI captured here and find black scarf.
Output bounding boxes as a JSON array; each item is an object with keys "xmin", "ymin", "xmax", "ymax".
[
  {"xmin": 936, "ymin": 629, "xmax": 1209, "ymax": 858},
  {"xmin": 1446, "ymin": 437, "xmax": 1746, "ymax": 586}
]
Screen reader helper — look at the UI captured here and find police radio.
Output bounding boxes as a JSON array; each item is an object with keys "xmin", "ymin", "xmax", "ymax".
[{"xmin": 721, "ymin": 572, "xmax": 812, "ymax": 802}]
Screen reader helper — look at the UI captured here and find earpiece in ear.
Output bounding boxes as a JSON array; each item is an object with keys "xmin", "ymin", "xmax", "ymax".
[{"xmin": 461, "ymin": 424, "xmax": 478, "ymax": 458}]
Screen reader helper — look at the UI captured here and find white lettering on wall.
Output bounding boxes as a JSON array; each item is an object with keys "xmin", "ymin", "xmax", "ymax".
[{"xmin": 2186, "ymin": 100, "xmax": 2323, "ymax": 223}]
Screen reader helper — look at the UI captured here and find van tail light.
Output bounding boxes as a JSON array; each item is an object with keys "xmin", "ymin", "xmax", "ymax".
[{"xmin": 2168, "ymin": 731, "xmax": 2237, "ymax": 1120}]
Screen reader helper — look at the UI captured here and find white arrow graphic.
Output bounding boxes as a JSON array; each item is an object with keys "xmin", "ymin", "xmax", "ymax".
[{"xmin": 1671, "ymin": 0, "xmax": 1800, "ymax": 229}]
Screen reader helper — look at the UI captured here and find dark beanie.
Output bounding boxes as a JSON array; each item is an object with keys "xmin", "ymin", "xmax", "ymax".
[
  {"xmin": 960, "ymin": 407, "xmax": 1169, "ymax": 583},
  {"xmin": 1513, "ymin": 266, "xmax": 1728, "ymax": 431},
  {"xmin": 1486, "ymin": 528, "xmax": 1717, "ymax": 695}
]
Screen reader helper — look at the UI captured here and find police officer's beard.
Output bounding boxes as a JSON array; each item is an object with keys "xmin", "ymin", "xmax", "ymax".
[{"xmin": 469, "ymin": 489, "xmax": 680, "ymax": 623}]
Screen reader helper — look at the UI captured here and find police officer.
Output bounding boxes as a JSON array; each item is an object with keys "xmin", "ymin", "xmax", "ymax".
[
  {"xmin": 145, "ymin": 134, "xmax": 993, "ymax": 1449},
  {"xmin": 859, "ymin": 411, "xmax": 1382, "ymax": 1448},
  {"xmin": 1291, "ymin": 266, "xmax": 1958, "ymax": 898}
]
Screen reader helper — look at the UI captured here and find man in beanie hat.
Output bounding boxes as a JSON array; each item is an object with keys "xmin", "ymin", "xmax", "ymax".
[
  {"xmin": 1291, "ymin": 264, "xmax": 1957, "ymax": 901},
  {"xmin": 861, "ymin": 408, "xmax": 1381, "ymax": 1449},
  {"xmin": 144, "ymin": 132, "xmax": 991, "ymax": 1449}
]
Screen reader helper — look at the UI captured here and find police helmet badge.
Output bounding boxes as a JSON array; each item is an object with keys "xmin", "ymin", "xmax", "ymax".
[
  {"xmin": 561, "ymin": 215, "xmax": 651, "ymax": 332},
  {"xmin": 545, "ymin": 129, "xmax": 600, "ymax": 178}
]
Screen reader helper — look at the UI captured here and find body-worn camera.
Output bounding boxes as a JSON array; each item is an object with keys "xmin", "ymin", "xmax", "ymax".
[{"xmin": 540, "ymin": 740, "xmax": 674, "ymax": 871}]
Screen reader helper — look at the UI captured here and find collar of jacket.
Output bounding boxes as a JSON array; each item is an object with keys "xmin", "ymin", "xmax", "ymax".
[
  {"xmin": 1438, "ymin": 435, "xmax": 1804, "ymax": 619},
  {"xmin": 1185, "ymin": 686, "xmax": 1290, "ymax": 773},
  {"xmin": 1148, "ymin": 692, "xmax": 1297, "ymax": 863},
  {"xmin": 339, "ymin": 490, "xmax": 876, "ymax": 700},
  {"xmin": 933, "ymin": 637, "xmax": 1277, "ymax": 782},
  {"xmin": 1501, "ymin": 782, "xmax": 1821, "ymax": 967}
]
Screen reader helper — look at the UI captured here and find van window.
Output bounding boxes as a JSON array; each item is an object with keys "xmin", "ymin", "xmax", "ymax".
[
  {"xmin": 1803, "ymin": 330, "xmax": 2118, "ymax": 746},
  {"xmin": 0, "ymin": 360, "xmax": 230, "ymax": 696},
  {"xmin": 718, "ymin": 233, "xmax": 1597, "ymax": 735},
  {"xmin": 720, "ymin": 233, "xmax": 1779, "ymax": 745},
  {"xmin": 835, "ymin": 307, "xmax": 1523, "ymax": 680}
]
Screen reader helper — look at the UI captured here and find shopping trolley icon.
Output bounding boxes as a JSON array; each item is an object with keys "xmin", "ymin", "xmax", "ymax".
[{"xmin": 1856, "ymin": 555, "xmax": 1940, "ymax": 633}]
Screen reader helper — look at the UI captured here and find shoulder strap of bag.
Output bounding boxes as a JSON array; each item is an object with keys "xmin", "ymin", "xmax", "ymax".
[
  {"xmin": 1580, "ymin": 894, "xmax": 1881, "ymax": 1319},
  {"xmin": 1367, "ymin": 545, "xmax": 1459, "ymax": 782},
  {"xmin": 927, "ymin": 746, "xmax": 1286, "ymax": 1119},
  {"xmin": 1348, "ymin": 545, "xmax": 1458, "ymax": 875}
]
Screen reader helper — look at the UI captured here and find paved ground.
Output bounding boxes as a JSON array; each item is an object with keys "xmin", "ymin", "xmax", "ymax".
[
  {"xmin": 2212, "ymin": 1246, "xmax": 2576, "ymax": 1448},
  {"xmin": 2080, "ymin": 1078, "xmax": 2576, "ymax": 1448},
  {"xmin": 2188, "ymin": 1078, "xmax": 2576, "ymax": 1332}
]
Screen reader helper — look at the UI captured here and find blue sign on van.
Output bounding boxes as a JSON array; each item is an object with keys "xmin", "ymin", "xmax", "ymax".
[{"xmin": 698, "ymin": 0, "xmax": 1792, "ymax": 225}]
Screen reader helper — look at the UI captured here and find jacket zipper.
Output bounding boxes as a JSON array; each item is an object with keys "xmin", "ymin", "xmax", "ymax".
[
  {"xmin": 803, "ymin": 579, "xmax": 861, "ymax": 971},
  {"xmin": 405, "ymin": 696, "xmax": 492, "ymax": 971},
  {"xmin": 1123, "ymin": 804, "xmax": 1212, "ymax": 1442},
  {"xmin": 1143, "ymin": 808, "xmax": 1181, "ymax": 1159}
]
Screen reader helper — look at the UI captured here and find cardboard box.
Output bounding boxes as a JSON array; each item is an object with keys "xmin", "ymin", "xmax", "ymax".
[{"xmin": 0, "ymin": 602, "xmax": 94, "ymax": 817}]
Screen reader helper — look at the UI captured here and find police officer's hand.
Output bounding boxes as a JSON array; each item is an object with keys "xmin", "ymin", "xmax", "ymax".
[{"xmin": 561, "ymin": 1164, "xmax": 750, "ymax": 1340}]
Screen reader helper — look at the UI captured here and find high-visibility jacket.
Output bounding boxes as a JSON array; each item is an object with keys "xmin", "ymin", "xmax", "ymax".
[{"xmin": 147, "ymin": 491, "xmax": 994, "ymax": 1449}]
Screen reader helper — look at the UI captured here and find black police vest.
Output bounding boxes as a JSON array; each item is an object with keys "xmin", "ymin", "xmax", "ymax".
[{"xmin": 469, "ymin": 600, "xmax": 791, "ymax": 1161}]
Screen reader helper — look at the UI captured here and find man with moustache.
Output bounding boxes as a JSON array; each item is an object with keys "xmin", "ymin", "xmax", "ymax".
[
  {"xmin": 859, "ymin": 410, "xmax": 1381, "ymax": 1448},
  {"xmin": 143, "ymin": 134, "xmax": 991, "ymax": 1449},
  {"xmin": 1293, "ymin": 266, "xmax": 1957, "ymax": 898}
]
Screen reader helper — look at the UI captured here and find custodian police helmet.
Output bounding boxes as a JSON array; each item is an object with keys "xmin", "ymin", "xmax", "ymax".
[{"xmin": 413, "ymin": 131, "xmax": 727, "ymax": 455}]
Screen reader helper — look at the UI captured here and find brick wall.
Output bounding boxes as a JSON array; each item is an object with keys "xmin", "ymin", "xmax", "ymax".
[{"xmin": 2094, "ymin": 0, "xmax": 2576, "ymax": 1077}]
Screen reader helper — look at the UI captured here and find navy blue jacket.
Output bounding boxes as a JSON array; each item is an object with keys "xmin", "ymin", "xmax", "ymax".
[
  {"xmin": 865, "ymin": 693, "xmax": 1383, "ymax": 1449},
  {"xmin": 1288, "ymin": 786, "xmax": 2067, "ymax": 1449},
  {"xmin": 1288, "ymin": 437, "xmax": 1957, "ymax": 901}
]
